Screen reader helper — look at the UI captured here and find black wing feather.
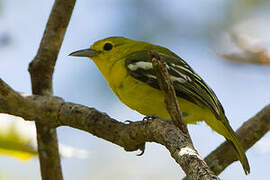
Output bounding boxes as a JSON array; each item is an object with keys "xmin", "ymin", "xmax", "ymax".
[{"xmin": 125, "ymin": 50, "xmax": 224, "ymax": 118}]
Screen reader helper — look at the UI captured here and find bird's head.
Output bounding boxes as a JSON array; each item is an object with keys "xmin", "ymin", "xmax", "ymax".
[{"xmin": 69, "ymin": 36, "xmax": 149, "ymax": 64}]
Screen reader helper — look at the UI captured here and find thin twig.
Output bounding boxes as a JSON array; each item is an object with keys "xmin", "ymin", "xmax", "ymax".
[
  {"xmin": 150, "ymin": 51, "xmax": 219, "ymax": 180},
  {"xmin": 150, "ymin": 51, "xmax": 187, "ymax": 134}
]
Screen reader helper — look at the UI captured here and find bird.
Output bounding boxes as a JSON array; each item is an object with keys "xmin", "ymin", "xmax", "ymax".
[{"xmin": 69, "ymin": 36, "xmax": 250, "ymax": 174}]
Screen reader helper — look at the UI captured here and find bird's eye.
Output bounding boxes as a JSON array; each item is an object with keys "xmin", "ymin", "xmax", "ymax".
[{"xmin": 103, "ymin": 43, "xmax": 113, "ymax": 51}]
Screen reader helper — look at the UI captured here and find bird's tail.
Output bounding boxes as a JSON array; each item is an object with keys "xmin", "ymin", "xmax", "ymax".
[
  {"xmin": 205, "ymin": 114, "xmax": 250, "ymax": 174},
  {"xmin": 221, "ymin": 115, "xmax": 250, "ymax": 175}
]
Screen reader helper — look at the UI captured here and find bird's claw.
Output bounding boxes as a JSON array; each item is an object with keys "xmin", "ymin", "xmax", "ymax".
[{"xmin": 136, "ymin": 143, "xmax": 146, "ymax": 156}]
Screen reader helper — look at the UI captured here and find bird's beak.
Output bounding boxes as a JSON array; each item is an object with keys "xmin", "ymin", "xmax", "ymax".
[{"xmin": 69, "ymin": 48, "xmax": 101, "ymax": 57}]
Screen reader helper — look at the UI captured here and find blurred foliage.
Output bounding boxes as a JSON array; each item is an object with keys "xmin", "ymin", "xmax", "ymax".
[
  {"xmin": 219, "ymin": 29, "xmax": 270, "ymax": 65},
  {"xmin": 0, "ymin": 112, "xmax": 88, "ymax": 180},
  {"xmin": 229, "ymin": 0, "xmax": 270, "ymax": 20},
  {"xmin": 0, "ymin": 114, "xmax": 90, "ymax": 161},
  {"xmin": 213, "ymin": 0, "xmax": 270, "ymax": 65},
  {"xmin": 0, "ymin": 115, "xmax": 37, "ymax": 160}
]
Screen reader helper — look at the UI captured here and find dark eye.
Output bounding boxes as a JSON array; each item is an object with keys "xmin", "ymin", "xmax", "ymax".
[{"xmin": 103, "ymin": 43, "xmax": 113, "ymax": 51}]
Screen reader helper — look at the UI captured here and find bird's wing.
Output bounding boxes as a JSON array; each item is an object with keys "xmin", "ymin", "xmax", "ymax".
[{"xmin": 125, "ymin": 50, "xmax": 224, "ymax": 119}]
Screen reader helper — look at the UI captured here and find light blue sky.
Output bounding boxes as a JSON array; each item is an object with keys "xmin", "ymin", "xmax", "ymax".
[{"xmin": 0, "ymin": 0, "xmax": 270, "ymax": 179}]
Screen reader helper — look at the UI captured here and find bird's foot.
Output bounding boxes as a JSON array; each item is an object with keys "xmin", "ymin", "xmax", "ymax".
[{"xmin": 143, "ymin": 115, "xmax": 158, "ymax": 121}]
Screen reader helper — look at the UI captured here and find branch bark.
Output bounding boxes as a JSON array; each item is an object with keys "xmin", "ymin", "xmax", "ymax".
[{"xmin": 27, "ymin": 0, "xmax": 76, "ymax": 179}]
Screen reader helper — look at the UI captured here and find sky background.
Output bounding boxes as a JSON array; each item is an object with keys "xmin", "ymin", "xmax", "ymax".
[{"xmin": 0, "ymin": 0, "xmax": 270, "ymax": 179}]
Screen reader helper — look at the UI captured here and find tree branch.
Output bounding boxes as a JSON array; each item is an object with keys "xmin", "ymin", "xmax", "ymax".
[
  {"xmin": 27, "ymin": 0, "xmax": 76, "ymax": 179},
  {"xmin": 0, "ymin": 81, "xmax": 269, "ymax": 178},
  {"xmin": 28, "ymin": 0, "xmax": 76, "ymax": 95}
]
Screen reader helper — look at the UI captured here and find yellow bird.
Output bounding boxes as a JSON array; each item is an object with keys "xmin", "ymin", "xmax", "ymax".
[{"xmin": 70, "ymin": 36, "xmax": 250, "ymax": 174}]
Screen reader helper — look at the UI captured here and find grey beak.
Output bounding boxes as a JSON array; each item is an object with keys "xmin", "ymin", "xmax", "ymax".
[{"xmin": 69, "ymin": 48, "xmax": 101, "ymax": 57}]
